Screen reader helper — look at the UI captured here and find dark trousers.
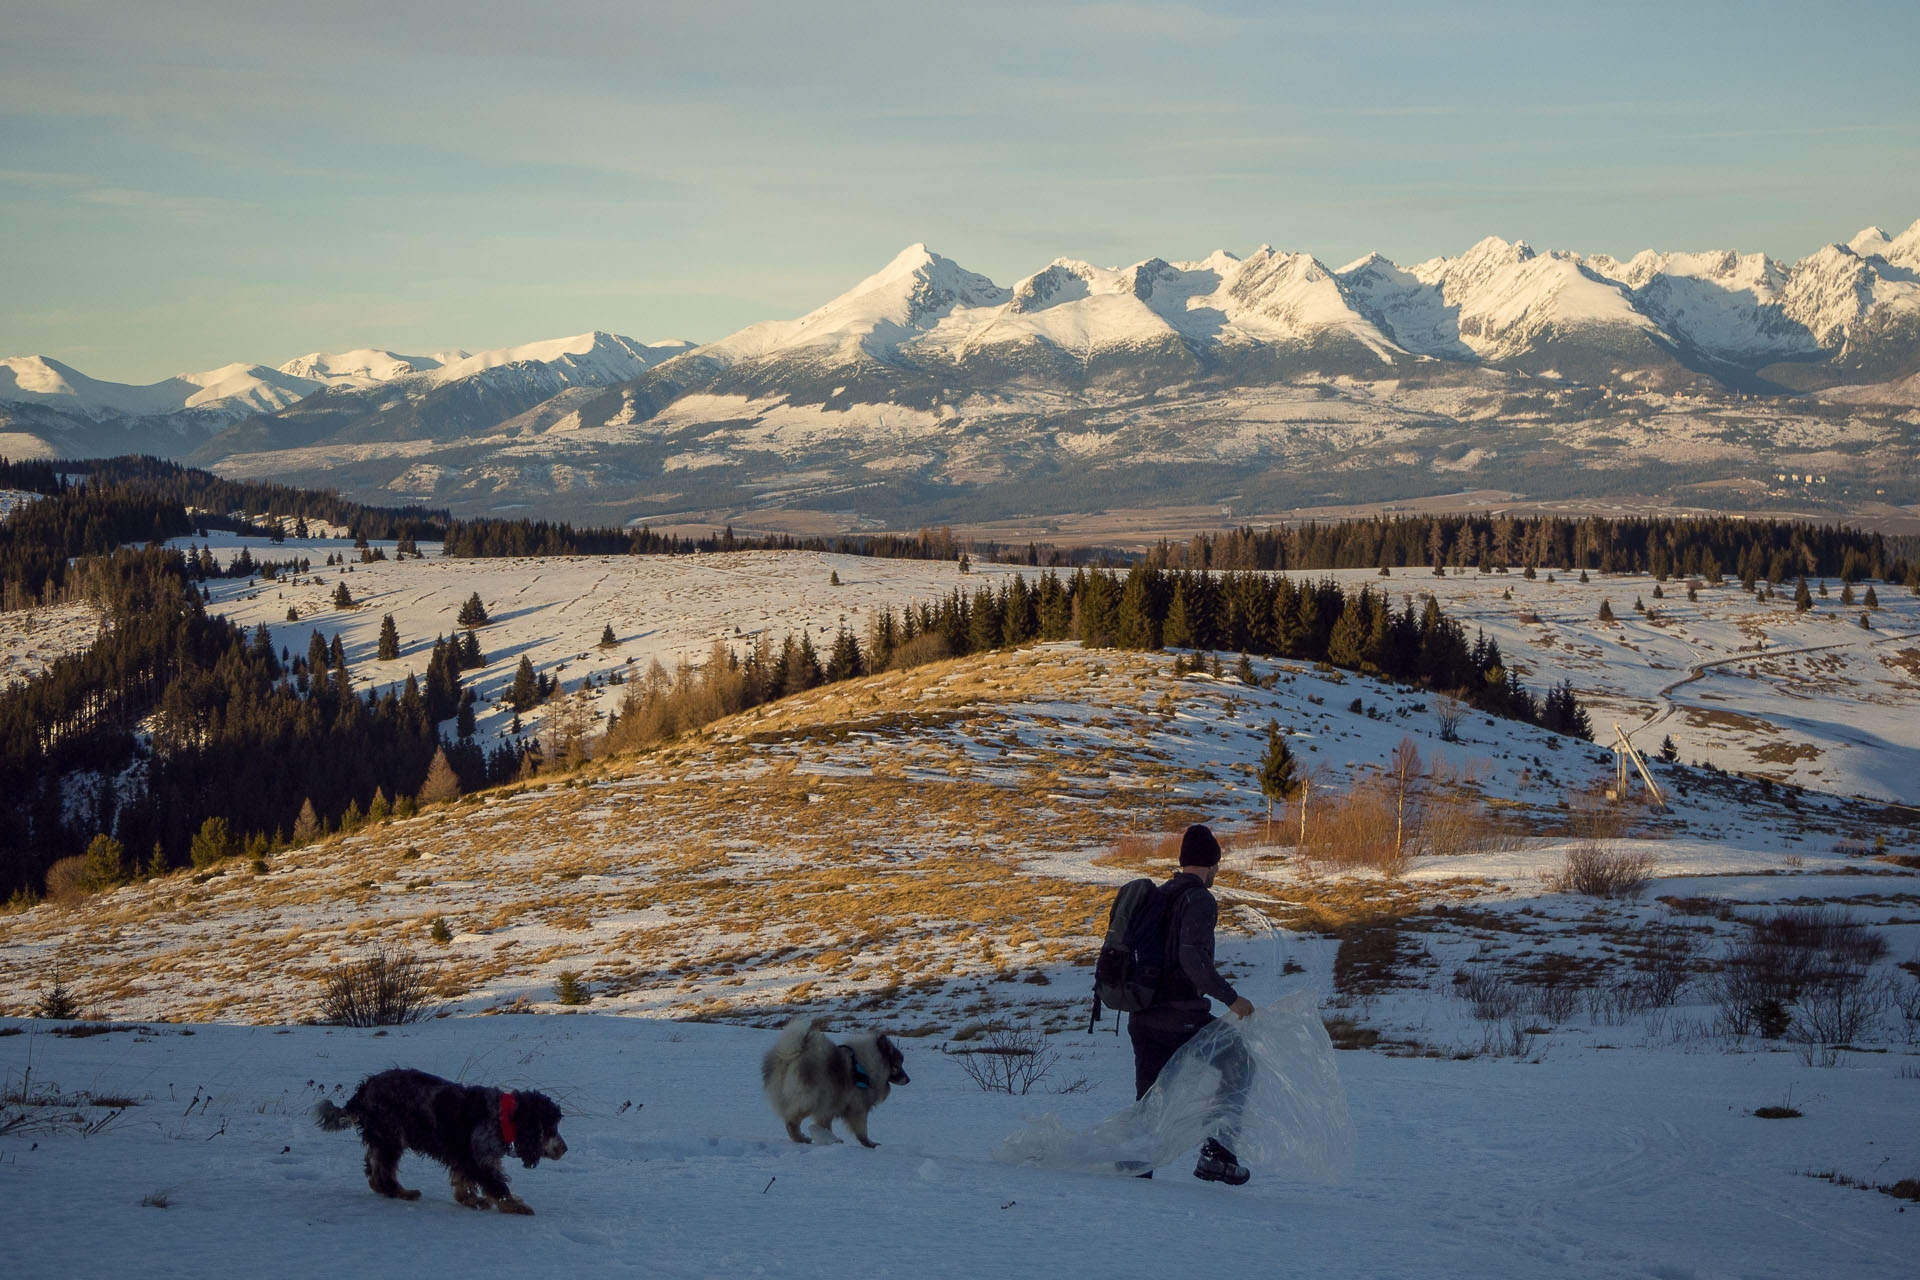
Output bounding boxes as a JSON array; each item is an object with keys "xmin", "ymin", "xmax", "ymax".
[
  {"xmin": 1128, "ymin": 1010, "xmax": 1253, "ymax": 1147},
  {"xmin": 1130, "ymin": 1012, "xmax": 1212, "ymax": 1100}
]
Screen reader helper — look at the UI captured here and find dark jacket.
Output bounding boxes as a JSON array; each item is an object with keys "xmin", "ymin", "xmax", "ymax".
[{"xmin": 1132, "ymin": 872, "xmax": 1241, "ymax": 1029}]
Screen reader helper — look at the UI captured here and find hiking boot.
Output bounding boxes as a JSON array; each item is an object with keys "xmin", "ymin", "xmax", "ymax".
[{"xmin": 1193, "ymin": 1138, "xmax": 1249, "ymax": 1186}]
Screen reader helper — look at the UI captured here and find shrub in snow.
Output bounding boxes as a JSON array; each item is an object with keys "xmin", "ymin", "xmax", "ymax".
[
  {"xmin": 1712, "ymin": 907, "xmax": 1888, "ymax": 1044},
  {"xmin": 319, "ymin": 946, "xmax": 438, "ymax": 1027},
  {"xmin": 1548, "ymin": 842, "xmax": 1653, "ymax": 900},
  {"xmin": 948, "ymin": 1023, "xmax": 1075, "ymax": 1095}
]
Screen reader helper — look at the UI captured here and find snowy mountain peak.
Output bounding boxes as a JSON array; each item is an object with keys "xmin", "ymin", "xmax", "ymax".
[
  {"xmin": 1883, "ymin": 217, "xmax": 1920, "ymax": 270},
  {"xmin": 278, "ymin": 348, "xmax": 445, "ymax": 389},
  {"xmin": 1849, "ymin": 226, "xmax": 1892, "ymax": 258}
]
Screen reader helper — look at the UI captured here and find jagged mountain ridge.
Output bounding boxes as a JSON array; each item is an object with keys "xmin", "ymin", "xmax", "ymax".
[{"xmin": 5, "ymin": 220, "xmax": 1920, "ymax": 526}]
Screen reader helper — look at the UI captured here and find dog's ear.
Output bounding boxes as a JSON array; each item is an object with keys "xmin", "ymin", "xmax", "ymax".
[
  {"xmin": 514, "ymin": 1093, "xmax": 558, "ymax": 1167},
  {"xmin": 878, "ymin": 1036, "xmax": 910, "ymax": 1085}
]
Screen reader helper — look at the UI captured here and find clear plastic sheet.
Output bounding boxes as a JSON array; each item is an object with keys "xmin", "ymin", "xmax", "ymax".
[{"xmin": 993, "ymin": 989, "xmax": 1356, "ymax": 1181}]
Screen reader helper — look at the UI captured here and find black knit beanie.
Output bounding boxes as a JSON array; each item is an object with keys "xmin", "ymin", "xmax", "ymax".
[{"xmin": 1179, "ymin": 823, "xmax": 1221, "ymax": 868}]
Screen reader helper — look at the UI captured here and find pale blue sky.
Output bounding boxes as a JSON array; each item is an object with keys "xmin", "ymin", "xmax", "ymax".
[{"xmin": 4, "ymin": 0, "xmax": 1917, "ymax": 382}]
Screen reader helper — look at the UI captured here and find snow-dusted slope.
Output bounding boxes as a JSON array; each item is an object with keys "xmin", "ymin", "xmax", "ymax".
[
  {"xmin": 1583, "ymin": 249, "xmax": 1814, "ymax": 361},
  {"xmin": 278, "ymin": 348, "xmax": 460, "ymax": 390},
  {"xmin": 1780, "ymin": 242, "xmax": 1920, "ymax": 347},
  {"xmin": 705, "ymin": 244, "xmax": 1012, "ymax": 365},
  {"xmin": 425, "ymin": 331, "xmax": 692, "ymax": 387},
  {"xmin": 1407, "ymin": 237, "xmax": 1662, "ymax": 364}
]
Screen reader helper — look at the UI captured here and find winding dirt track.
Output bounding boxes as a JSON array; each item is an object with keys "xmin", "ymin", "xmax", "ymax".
[{"xmin": 1630, "ymin": 626, "xmax": 1920, "ymax": 739}]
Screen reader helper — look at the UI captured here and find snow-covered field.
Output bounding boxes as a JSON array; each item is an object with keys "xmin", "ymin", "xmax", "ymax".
[
  {"xmin": 4, "ymin": 546, "xmax": 1919, "ymax": 1275},
  {"xmin": 2, "ymin": 1004, "xmax": 1913, "ymax": 1279}
]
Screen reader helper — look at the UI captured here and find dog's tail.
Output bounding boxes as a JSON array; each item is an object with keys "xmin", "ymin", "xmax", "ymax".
[
  {"xmin": 766, "ymin": 1016, "xmax": 823, "ymax": 1064},
  {"xmin": 313, "ymin": 1099, "xmax": 357, "ymax": 1132}
]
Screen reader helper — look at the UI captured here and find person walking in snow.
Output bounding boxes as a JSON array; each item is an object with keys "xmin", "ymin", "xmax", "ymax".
[{"xmin": 1127, "ymin": 822, "xmax": 1255, "ymax": 1184}]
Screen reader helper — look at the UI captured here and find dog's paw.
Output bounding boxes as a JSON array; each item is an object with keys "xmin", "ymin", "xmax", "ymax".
[
  {"xmin": 496, "ymin": 1197, "xmax": 535, "ymax": 1216},
  {"xmin": 806, "ymin": 1124, "xmax": 842, "ymax": 1145},
  {"xmin": 858, "ymin": 1138, "xmax": 879, "ymax": 1149},
  {"xmin": 397, "ymin": 1188, "xmax": 421, "ymax": 1201}
]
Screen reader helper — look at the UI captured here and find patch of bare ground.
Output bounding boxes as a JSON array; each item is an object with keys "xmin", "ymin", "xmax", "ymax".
[
  {"xmin": 1684, "ymin": 706, "xmax": 1777, "ymax": 735},
  {"xmin": 1882, "ymin": 648, "xmax": 1920, "ymax": 685}
]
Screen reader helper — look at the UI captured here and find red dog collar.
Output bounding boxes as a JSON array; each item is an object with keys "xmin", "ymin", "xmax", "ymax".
[{"xmin": 499, "ymin": 1092, "xmax": 518, "ymax": 1145}]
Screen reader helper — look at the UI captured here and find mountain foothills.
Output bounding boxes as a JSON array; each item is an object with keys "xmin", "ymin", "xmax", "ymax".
[{"xmin": 6, "ymin": 220, "xmax": 1920, "ymax": 527}]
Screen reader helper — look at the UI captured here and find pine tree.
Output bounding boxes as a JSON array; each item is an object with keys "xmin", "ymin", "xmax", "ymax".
[
  {"xmin": 1659, "ymin": 735, "xmax": 1678, "ymax": 763},
  {"xmin": 189, "ymin": 815, "xmax": 235, "ymax": 869},
  {"xmin": 456, "ymin": 592, "xmax": 490, "ymax": 627},
  {"xmin": 1794, "ymin": 577, "xmax": 1812, "ymax": 612},
  {"xmin": 826, "ymin": 628, "xmax": 865, "ymax": 683},
  {"xmin": 1327, "ymin": 596, "xmax": 1368, "ymax": 668},
  {"xmin": 598, "ymin": 624, "xmax": 618, "ymax": 649},
  {"xmin": 81, "ymin": 833, "xmax": 126, "ymax": 892},
  {"xmin": 1598, "ymin": 599, "xmax": 1615, "ymax": 623},
  {"xmin": 418, "ymin": 747, "xmax": 461, "ymax": 805},
  {"xmin": 1112, "ymin": 566, "xmax": 1158, "ymax": 650},
  {"xmin": 292, "ymin": 799, "xmax": 322, "ymax": 845},
  {"xmin": 1257, "ymin": 720, "xmax": 1300, "ymax": 836},
  {"xmin": 377, "ymin": 613, "xmax": 400, "ymax": 661},
  {"xmin": 332, "ymin": 581, "xmax": 354, "ymax": 610},
  {"xmin": 1163, "ymin": 579, "xmax": 1195, "ymax": 650},
  {"xmin": 509, "ymin": 655, "xmax": 538, "ymax": 712}
]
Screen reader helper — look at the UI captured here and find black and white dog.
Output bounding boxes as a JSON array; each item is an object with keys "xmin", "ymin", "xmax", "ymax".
[
  {"xmin": 761, "ymin": 1017, "xmax": 910, "ymax": 1148},
  {"xmin": 316, "ymin": 1068, "xmax": 566, "ymax": 1214}
]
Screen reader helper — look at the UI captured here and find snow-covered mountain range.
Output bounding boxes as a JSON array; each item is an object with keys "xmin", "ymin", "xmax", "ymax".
[
  {"xmin": 0, "ymin": 332, "xmax": 691, "ymax": 458},
  {"xmin": 4, "ymin": 220, "xmax": 1919, "ymax": 525}
]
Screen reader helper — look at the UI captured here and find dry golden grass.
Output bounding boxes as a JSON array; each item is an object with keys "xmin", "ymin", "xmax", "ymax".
[
  {"xmin": 1299, "ymin": 784, "xmax": 1412, "ymax": 876},
  {"xmin": 0, "ymin": 644, "xmax": 1514, "ymax": 1023}
]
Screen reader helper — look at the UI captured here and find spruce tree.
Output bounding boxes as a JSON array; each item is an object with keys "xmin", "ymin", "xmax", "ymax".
[
  {"xmin": 377, "ymin": 613, "xmax": 400, "ymax": 661},
  {"xmin": 599, "ymin": 624, "xmax": 618, "ymax": 649},
  {"xmin": 1257, "ymin": 720, "xmax": 1300, "ymax": 835},
  {"xmin": 189, "ymin": 816, "xmax": 234, "ymax": 869},
  {"xmin": 457, "ymin": 592, "xmax": 490, "ymax": 627},
  {"xmin": 509, "ymin": 655, "xmax": 539, "ymax": 712},
  {"xmin": 1163, "ymin": 579, "xmax": 1195, "ymax": 650},
  {"xmin": 82, "ymin": 833, "xmax": 126, "ymax": 892}
]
